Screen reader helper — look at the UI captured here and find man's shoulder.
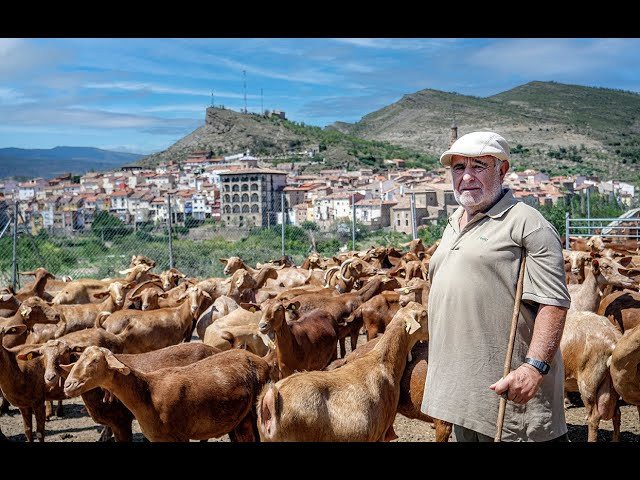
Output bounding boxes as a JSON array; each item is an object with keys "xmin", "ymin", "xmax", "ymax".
[{"xmin": 510, "ymin": 200, "xmax": 552, "ymax": 225}]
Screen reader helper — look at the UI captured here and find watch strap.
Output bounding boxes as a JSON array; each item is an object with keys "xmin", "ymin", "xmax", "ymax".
[{"xmin": 524, "ymin": 357, "xmax": 550, "ymax": 375}]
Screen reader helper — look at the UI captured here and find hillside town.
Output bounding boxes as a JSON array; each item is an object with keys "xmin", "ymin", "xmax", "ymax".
[{"xmin": 0, "ymin": 126, "xmax": 636, "ymax": 236}]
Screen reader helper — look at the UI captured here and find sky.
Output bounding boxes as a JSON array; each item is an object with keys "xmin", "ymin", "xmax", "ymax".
[{"xmin": 1, "ymin": 38, "xmax": 639, "ymax": 156}]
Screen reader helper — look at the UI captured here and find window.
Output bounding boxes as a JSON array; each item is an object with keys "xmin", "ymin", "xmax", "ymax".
[
  {"xmin": 232, "ymin": 185, "xmax": 239, "ymax": 192},
  {"xmin": 242, "ymin": 194, "xmax": 249, "ymax": 202},
  {"xmin": 232, "ymin": 194, "xmax": 240, "ymax": 203},
  {"xmin": 242, "ymin": 205, "xmax": 249, "ymax": 213},
  {"xmin": 251, "ymin": 193, "xmax": 259, "ymax": 202},
  {"xmin": 405, "ymin": 220, "xmax": 409, "ymax": 227},
  {"xmin": 397, "ymin": 219, "xmax": 401, "ymax": 226}
]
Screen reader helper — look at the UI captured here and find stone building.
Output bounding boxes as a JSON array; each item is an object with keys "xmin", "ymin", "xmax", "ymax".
[{"xmin": 219, "ymin": 168, "xmax": 287, "ymax": 228}]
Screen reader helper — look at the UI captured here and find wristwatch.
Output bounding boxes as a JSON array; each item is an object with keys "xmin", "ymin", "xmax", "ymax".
[{"xmin": 524, "ymin": 357, "xmax": 550, "ymax": 375}]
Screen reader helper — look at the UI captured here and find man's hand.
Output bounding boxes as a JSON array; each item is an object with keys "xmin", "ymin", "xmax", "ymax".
[{"xmin": 489, "ymin": 363, "xmax": 544, "ymax": 404}]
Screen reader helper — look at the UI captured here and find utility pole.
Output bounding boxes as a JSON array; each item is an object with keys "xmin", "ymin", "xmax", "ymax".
[
  {"xmin": 12, "ymin": 201, "xmax": 18, "ymax": 291},
  {"xmin": 352, "ymin": 193, "xmax": 356, "ymax": 251},
  {"xmin": 281, "ymin": 192, "xmax": 285, "ymax": 257},
  {"xmin": 167, "ymin": 194, "xmax": 174, "ymax": 269},
  {"xmin": 261, "ymin": 88, "xmax": 264, "ymax": 115},
  {"xmin": 411, "ymin": 193, "xmax": 418, "ymax": 240}
]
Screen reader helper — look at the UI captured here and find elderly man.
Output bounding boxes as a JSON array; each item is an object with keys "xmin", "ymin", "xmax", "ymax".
[{"xmin": 421, "ymin": 131, "xmax": 571, "ymax": 442}]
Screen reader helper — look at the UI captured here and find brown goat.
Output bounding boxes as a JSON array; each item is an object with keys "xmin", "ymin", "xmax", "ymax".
[
  {"xmin": 24, "ymin": 340, "xmax": 221, "ymax": 442},
  {"xmin": 256, "ymin": 302, "xmax": 428, "ymax": 441},
  {"xmin": 98, "ymin": 285, "xmax": 211, "ymax": 352},
  {"xmin": 62, "ymin": 347, "xmax": 271, "ymax": 442},
  {"xmin": 252, "ymin": 300, "xmax": 338, "ymax": 379},
  {"xmin": 0, "ymin": 325, "xmax": 67, "ymax": 441},
  {"xmin": 597, "ymin": 289, "xmax": 640, "ymax": 333}
]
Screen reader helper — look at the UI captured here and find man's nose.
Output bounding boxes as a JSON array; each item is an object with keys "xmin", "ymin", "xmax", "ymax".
[{"xmin": 462, "ymin": 172, "xmax": 474, "ymax": 182}]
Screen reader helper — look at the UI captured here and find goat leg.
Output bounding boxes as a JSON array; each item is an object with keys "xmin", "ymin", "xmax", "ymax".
[
  {"xmin": 612, "ymin": 404, "xmax": 621, "ymax": 442},
  {"xmin": 55, "ymin": 400, "xmax": 64, "ymax": 418},
  {"xmin": 34, "ymin": 402, "xmax": 46, "ymax": 442},
  {"xmin": 0, "ymin": 394, "xmax": 10, "ymax": 415},
  {"xmin": 19, "ymin": 406, "xmax": 34, "ymax": 442},
  {"xmin": 45, "ymin": 400, "xmax": 54, "ymax": 420}
]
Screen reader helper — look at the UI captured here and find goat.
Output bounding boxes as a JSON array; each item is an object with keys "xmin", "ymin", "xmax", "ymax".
[
  {"xmin": 568, "ymin": 258, "xmax": 636, "ymax": 312},
  {"xmin": 561, "ymin": 310, "xmax": 622, "ymax": 441},
  {"xmin": 62, "ymin": 347, "xmax": 271, "ymax": 442},
  {"xmin": 0, "ymin": 325, "xmax": 67, "ymax": 441},
  {"xmin": 597, "ymin": 289, "xmax": 640, "ymax": 333},
  {"xmin": 98, "ymin": 285, "xmax": 211, "ymax": 352},
  {"xmin": 326, "ymin": 338, "xmax": 452, "ymax": 442},
  {"xmin": 252, "ymin": 299, "xmax": 338, "ymax": 379},
  {"xmin": 23, "ymin": 339, "xmax": 220, "ymax": 442},
  {"xmin": 610, "ymin": 326, "xmax": 640, "ymax": 412},
  {"xmin": 256, "ymin": 302, "xmax": 428, "ymax": 441}
]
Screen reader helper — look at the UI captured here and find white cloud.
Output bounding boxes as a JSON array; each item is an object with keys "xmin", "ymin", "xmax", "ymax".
[
  {"xmin": 84, "ymin": 81, "xmax": 259, "ymax": 99},
  {"xmin": 467, "ymin": 38, "xmax": 640, "ymax": 77},
  {"xmin": 332, "ymin": 38, "xmax": 456, "ymax": 50},
  {"xmin": 0, "ymin": 87, "xmax": 34, "ymax": 105}
]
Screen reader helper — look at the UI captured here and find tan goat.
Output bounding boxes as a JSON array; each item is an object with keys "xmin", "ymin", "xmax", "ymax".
[
  {"xmin": 256, "ymin": 301, "xmax": 428, "ymax": 441},
  {"xmin": 610, "ymin": 325, "xmax": 640, "ymax": 426},
  {"xmin": 561, "ymin": 310, "xmax": 622, "ymax": 441},
  {"xmin": 568, "ymin": 258, "xmax": 636, "ymax": 312},
  {"xmin": 62, "ymin": 346, "xmax": 271, "ymax": 442}
]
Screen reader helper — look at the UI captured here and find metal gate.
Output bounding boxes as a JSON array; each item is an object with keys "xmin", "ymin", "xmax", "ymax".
[{"xmin": 564, "ymin": 210, "xmax": 640, "ymax": 249}]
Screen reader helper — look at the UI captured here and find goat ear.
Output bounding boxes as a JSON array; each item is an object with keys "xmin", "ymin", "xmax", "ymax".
[
  {"xmin": 618, "ymin": 257, "xmax": 633, "ymax": 268},
  {"xmin": 3, "ymin": 324, "xmax": 28, "ymax": 336},
  {"xmin": 128, "ymin": 294, "xmax": 140, "ymax": 302},
  {"xmin": 285, "ymin": 301, "xmax": 301, "ymax": 312},
  {"xmin": 17, "ymin": 348, "xmax": 43, "ymax": 361},
  {"xmin": 201, "ymin": 290, "xmax": 212, "ymax": 299},
  {"xmin": 0, "ymin": 293, "xmax": 13, "ymax": 301},
  {"xmin": 59, "ymin": 363, "xmax": 75, "ymax": 373},
  {"xmin": 158, "ymin": 292, "xmax": 170, "ymax": 299},
  {"xmin": 93, "ymin": 291, "xmax": 110, "ymax": 299},
  {"xmin": 239, "ymin": 303, "xmax": 260, "ymax": 313},
  {"xmin": 219, "ymin": 258, "xmax": 228, "ymax": 264},
  {"xmin": 105, "ymin": 354, "xmax": 130, "ymax": 375},
  {"xmin": 404, "ymin": 315, "xmax": 421, "ymax": 335}
]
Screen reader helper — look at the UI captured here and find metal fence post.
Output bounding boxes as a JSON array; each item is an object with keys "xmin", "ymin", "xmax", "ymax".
[
  {"xmin": 411, "ymin": 193, "xmax": 418, "ymax": 240},
  {"xmin": 565, "ymin": 212, "xmax": 570, "ymax": 250},
  {"xmin": 12, "ymin": 201, "xmax": 18, "ymax": 291},
  {"xmin": 281, "ymin": 192, "xmax": 285, "ymax": 257},
  {"xmin": 352, "ymin": 194, "xmax": 356, "ymax": 251},
  {"xmin": 167, "ymin": 194, "xmax": 174, "ymax": 269},
  {"xmin": 586, "ymin": 188, "xmax": 591, "ymax": 221}
]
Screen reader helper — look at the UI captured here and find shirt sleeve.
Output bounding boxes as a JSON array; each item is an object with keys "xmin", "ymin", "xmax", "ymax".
[{"xmin": 521, "ymin": 226, "xmax": 571, "ymax": 309}]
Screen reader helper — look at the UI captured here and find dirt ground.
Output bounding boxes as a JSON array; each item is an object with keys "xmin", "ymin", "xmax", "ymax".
[{"xmin": 2, "ymin": 332, "xmax": 639, "ymax": 443}]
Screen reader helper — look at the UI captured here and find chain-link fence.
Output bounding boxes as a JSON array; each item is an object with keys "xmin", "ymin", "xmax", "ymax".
[{"xmin": 0, "ymin": 191, "xmax": 423, "ymax": 289}]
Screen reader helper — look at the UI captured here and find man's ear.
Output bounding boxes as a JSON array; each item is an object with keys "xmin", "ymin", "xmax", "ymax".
[{"xmin": 500, "ymin": 160, "xmax": 510, "ymax": 179}]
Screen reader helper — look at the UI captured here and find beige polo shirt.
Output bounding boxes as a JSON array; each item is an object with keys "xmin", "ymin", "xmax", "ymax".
[{"xmin": 421, "ymin": 189, "xmax": 571, "ymax": 441}]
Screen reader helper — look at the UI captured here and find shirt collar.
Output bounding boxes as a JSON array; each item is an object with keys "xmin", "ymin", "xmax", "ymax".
[
  {"xmin": 485, "ymin": 188, "xmax": 518, "ymax": 219},
  {"xmin": 447, "ymin": 188, "xmax": 518, "ymax": 228}
]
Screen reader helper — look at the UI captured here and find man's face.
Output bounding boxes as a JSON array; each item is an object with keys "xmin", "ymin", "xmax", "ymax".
[{"xmin": 451, "ymin": 155, "xmax": 507, "ymax": 212}]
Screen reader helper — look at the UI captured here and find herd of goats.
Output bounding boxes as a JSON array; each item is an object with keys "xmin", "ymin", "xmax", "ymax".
[{"xmin": 1, "ymin": 235, "xmax": 639, "ymax": 442}]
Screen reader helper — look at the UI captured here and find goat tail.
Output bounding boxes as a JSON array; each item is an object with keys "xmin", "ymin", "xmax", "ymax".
[
  {"xmin": 257, "ymin": 382, "xmax": 279, "ymax": 441},
  {"xmin": 95, "ymin": 311, "xmax": 111, "ymax": 329}
]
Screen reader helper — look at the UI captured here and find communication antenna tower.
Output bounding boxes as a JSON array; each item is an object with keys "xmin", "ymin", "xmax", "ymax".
[{"xmin": 243, "ymin": 70, "xmax": 247, "ymax": 113}]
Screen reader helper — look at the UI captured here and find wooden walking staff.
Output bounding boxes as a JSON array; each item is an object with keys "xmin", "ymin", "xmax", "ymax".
[{"xmin": 494, "ymin": 253, "xmax": 527, "ymax": 442}]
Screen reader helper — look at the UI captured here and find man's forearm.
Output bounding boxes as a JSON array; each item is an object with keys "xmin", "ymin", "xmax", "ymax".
[{"xmin": 525, "ymin": 304, "xmax": 568, "ymax": 364}]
